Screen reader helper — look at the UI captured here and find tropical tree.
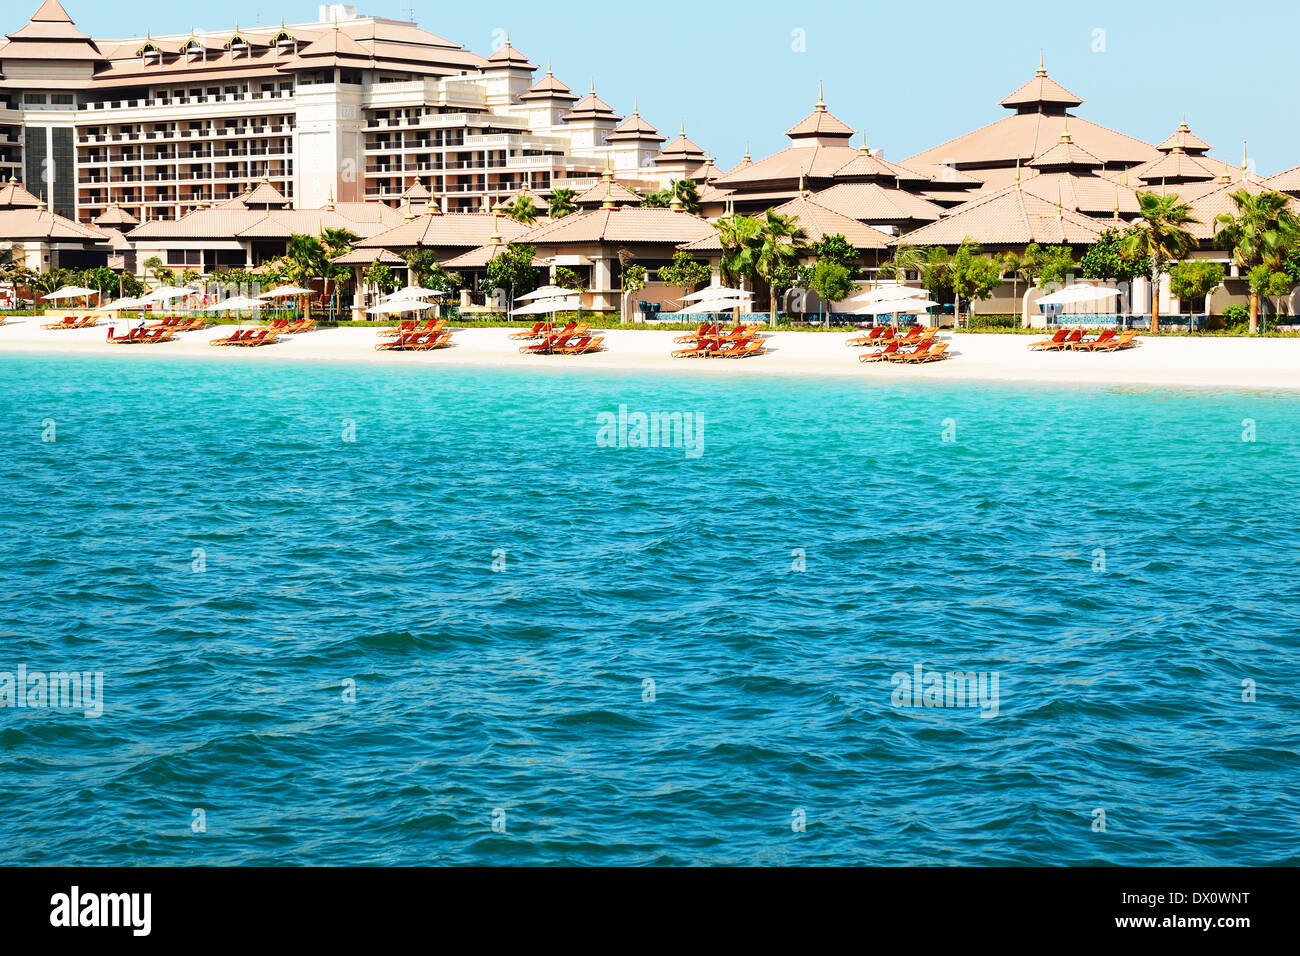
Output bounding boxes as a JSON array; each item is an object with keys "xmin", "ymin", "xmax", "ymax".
[
  {"xmin": 501, "ymin": 195, "xmax": 538, "ymax": 225},
  {"xmin": 0, "ymin": 243, "xmax": 21, "ymax": 283},
  {"xmin": 483, "ymin": 243, "xmax": 540, "ymax": 309},
  {"xmin": 1123, "ymin": 190, "xmax": 1198, "ymax": 333},
  {"xmin": 362, "ymin": 261, "xmax": 398, "ymax": 296},
  {"xmin": 553, "ymin": 266, "xmax": 585, "ymax": 291},
  {"xmin": 278, "ymin": 234, "xmax": 330, "ymax": 316},
  {"xmin": 713, "ymin": 213, "xmax": 761, "ymax": 288},
  {"xmin": 1080, "ymin": 229, "xmax": 1150, "ymax": 283},
  {"xmin": 643, "ymin": 179, "xmax": 701, "ymax": 214},
  {"xmin": 548, "ymin": 187, "xmax": 577, "ymax": 219},
  {"xmin": 1169, "ymin": 260, "xmax": 1225, "ymax": 327},
  {"xmin": 1248, "ymin": 264, "xmax": 1293, "ymax": 329},
  {"xmin": 620, "ymin": 264, "xmax": 647, "ymax": 324},
  {"xmin": 657, "ymin": 250, "xmax": 711, "ymax": 302},
  {"xmin": 1213, "ymin": 188, "xmax": 1299, "ymax": 334},
  {"xmin": 804, "ymin": 259, "xmax": 859, "ymax": 323},
  {"xmin": 951, "ymin": 242, "xmax": 1004, "ymax": 324},
  {"xmin": 878, "ymin": 244, "xmax": 951, "ymax": 324},
  {"xmin": 751, "ymin": 209, "xmax": 809, "ymax": 326},
  {"xmin": 142, "ymin": 256, "xmax": 176, "ymax": 287}
]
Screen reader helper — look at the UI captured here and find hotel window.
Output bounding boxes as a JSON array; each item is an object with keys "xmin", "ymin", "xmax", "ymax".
[{"xmin": 23, "ymin": 93, "xmax": 47, "ymax": 104}]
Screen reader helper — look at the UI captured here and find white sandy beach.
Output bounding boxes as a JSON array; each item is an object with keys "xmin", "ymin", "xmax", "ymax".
[{"xmin": 1, "ymin": 317, "xmax": 1297, "ymax": 391}]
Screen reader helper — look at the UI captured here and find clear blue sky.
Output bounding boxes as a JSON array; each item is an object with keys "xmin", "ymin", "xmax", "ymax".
[{"xmin": 27, "ymin": 0, "xmax": 1299, "ymax": 173}]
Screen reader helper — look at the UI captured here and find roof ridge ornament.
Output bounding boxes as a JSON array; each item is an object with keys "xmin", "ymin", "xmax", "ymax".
[
  {"xmin": 815, "ymin": 80, "xmax": 826, "ymax": 111},
  {"xmin": 1037, "ymin": 49, "xmax": 1046, "ymax": 76}
]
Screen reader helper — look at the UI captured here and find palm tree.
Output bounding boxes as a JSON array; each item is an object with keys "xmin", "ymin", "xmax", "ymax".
[
  {"xmin": 752, "ymin": 209, "xmax": 808, "ymax": 327},
  {"xmin": 282, "ymin": 234, "xmax": 328, "ymax": 317},
  {"xmin": 548, "ymin": 187, "xmax": 577, "ymax": 219},
  {"xmin": 670, "ymin": 179, "xmax": 701, "ymax": 214},
  {"xmin": 1123, "ymin": 191, "xmax": 1198, "ymax": 333},
  {"xmin": 320, "ymin": 228, "xmax": 359, "ymax": 315},
  {"xmin": 1214, "ymin": 189, "xmax": 1299, "ymax": 334},
  {"xmin": 501, "ymin": 196, "xmax": 538, "ymax": 225},
  {"xmin": 713, "ymin": 213, "xmax": 761, "ymax": 288}
]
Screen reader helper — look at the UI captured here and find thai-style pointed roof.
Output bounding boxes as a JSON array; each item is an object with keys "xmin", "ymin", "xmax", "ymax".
[
  {"xmin": 0, "ymin": 177, "xmax": 43, "ymax": 209},
  {"xmin": 1156, "ymin": 118, "xmax": 1212, "ymax": 154},
  {"xmin": 574, "ymin": 177, "xmax": 642, "ymax": 207},
  {"xmin": 655, "ymin": 124, "xmax": 708, "ymax": 165},
  {"xmin": 899, "ymin": 181, "xmax": 1110, "ymax": 246},
  {"xmin": 604, "ymin": 103, "xmax": 666, "ymax": 144},
  {"xmin": 1027, "ymin": 125, "xmax": 1105, "ymax": 170},
  {"xmin": 785, "ymin": 86, "xmax": 856, "ymax": 140},
  {"xmin": 833, "ymin": 137, "xmax": 932, "ymax": 183},
  {"xmin": 1127, "ymin": 148, "xmax": 1222, "ymax": 184},
  {"xmin": 516, "ymin": 206, "xmax": 714, "ymax": 246},
  {"xmin": 681, "ymin": 194, "xmax": 893, "ymax": 253},
  {"xmin": 810, "ymin": 182, "xmax": 946, "ymax": 225},
  {"xmin": 485, "ymin": 37, "xmax": 536, "ymax": 70},
  {"xmin": 519, "ymin": 63, "xmax": 579, "ymax": 102},
  {"xmin": 290, "ymin": 24, "xmax": 371, "ymax": 60},
  {"xmin": 999, "ymin": 55, "xmax": 1084, "ymax": 111},
  {"xmin": 93, "ymin": 202, "xmax": 140, "ymax": 227},
  {"xmin": 562, "ymin": 86, "xmax": 621, "ymax": 123},
  {"xmin": 494, "ymin": 186, "xmax": 550, "ymax": 214},
  {"xmin": 400, "ymin": 180, "xmax": 432, "ymax": 201},
  {"xmin": 243, "ymin": 178, "xmax": 291, "ymax": 208},
  {"xmin": 3, "ymin": 0, "xmax": 102, "ymax": 59},
  {"xmin": 354, "ymin": 211, "xmax": 529, "ymax": 250},
  {"xmin": 1018, "ymin": 171, "xmax": 1141, "ymax": 217}
]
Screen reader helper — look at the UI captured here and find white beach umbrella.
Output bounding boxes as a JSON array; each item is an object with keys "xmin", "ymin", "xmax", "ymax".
[
  {"xmin": 258, "ymin": 285, "xmax": 315, "ymax": 299},
  {"xmin": 139, "ymin": 286, "xmax": 198, "ymax": 304},
  {"xmin": 42, "ymin": 285, "xmax": 100, "ymax": 300},
  {"xmin": 516, "ymin": 285, "xmax": 579, "ymax": 302},
  {"xmin": 385, "ymin": 285, "xmax": 445, "ymax": 300},
  {"xmin": 1036, "ymin": 284, "xmax": 1122, "ymax": 306},
  {"xmin": 680, "ymin": 286, "xmax": 753, "ymax": 302},
  {"xmin": 852, "ymin": 296, "xmax": 939, "ymax": 315},
  {"xmin": 849, "ymin": 285, "xmax": 929, "ymax": 304},
  {"xmin": 95, "ymin": 296, "xmax": 144, "ymax": 311},
  {"xmin": 509, "ymin": 297, "xmax": 581, "ymax": 316},
  {"xmin": 201, "ymin": 296, "xmax": 265, "ymax": 312},
  {"xmin": 668, "ymin": 297, "xmax": 753, "ymax": 316},
  {"xmin": 365, "ymin": 298, "xmax": 436, "ymax": 314}
]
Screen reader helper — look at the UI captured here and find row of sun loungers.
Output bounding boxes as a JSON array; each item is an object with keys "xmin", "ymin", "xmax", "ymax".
[
  {"xmin": 41, "ymin": 315, "xmax": 98, "ymax": 330},
  {"xmin": 378, "ymin": 318, "xmax": 445, "ymax": 338},
  {"xmin": 521, "ymin": 324, "xmax": 605, "ymax": 355},
  {"xmin": 859, "ymin": 339, "xmax": 950, "ymax": 364},
  {"xmin": 671, "ymin": 324, "xmax": 767, "ymax": 359},
  {"xmin": 1029, "ymin": 329, "xmax": 1139, "ymax": 351},
  {"xmin": 846, "ymin": 325, "xmax": 936, "ymax": 348},
  {"xmin": 209, "ymin": 328, "xmax": 283, "ymax": 347},
  {"xmin": 375, "ymin": 330, "xmax": 455, "ymax": 351},
  {"xmin": 106, "ymin": 327, "xmax": 178, "ymax": 345}
]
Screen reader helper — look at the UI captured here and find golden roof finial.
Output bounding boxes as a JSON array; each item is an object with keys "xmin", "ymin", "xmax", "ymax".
[
  {"xmin": 545, "ymin": 58, "xmax": 552, "ymax": 76},
  {"xmin": 1114, "ymin": 186, "xmax": 1120, "ymax": 219},
  {"xmin": 743, "ymin": 141, "xmax": 751, "ymax": 162},
  {"xmin": 632, "ymin": 97, "xmax": 639, "ymax": 116},
  {"xmin": 1242, "ymin": 140, "xmax": 1249, "ymax": 172},
  {"xmin": 1037, "ymin": 49, "xmax": 1046, "ymax": 76},
  {"xmin": 1015, "ymin": 157, "xmax": 1021, "ymax": 185},
  {"xmin": 601, "ymin": 179, "xmax": 615, "ymax": 209},
  {"xmin": 815, "ymin": 80, "xmax": 826, "ymax": 111}
]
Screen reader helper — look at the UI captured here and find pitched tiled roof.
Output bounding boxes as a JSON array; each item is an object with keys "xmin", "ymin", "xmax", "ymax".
[
  {"xmin": 0, "ymin": 205, "xmax": 109, "ymax": 242},
  {"xmin": 899, "ymin": 183, "xmax": 1109, "ymax": 246},
  {"xmin": 93, "ymin": 203, "xmax": 140, "ymax": 226},
  {"xmin": 574, "ymin": 178, "xmax": 642, "ymax": 206},
  {"xmin": 832, "ymin": 148, "xmax": 931, "ymax": 184},
  {"xmin": 243, "ymin": 179, "xmax": 291, "ymax": 207},
  {"xmin": 518, "ymin": 207, "xmax": 714, "ymax": 245},
  {"xmin": 655, "ymin": 127, "xmax": 708, "ymax": 165},
  {"xmin": 355, "ymin": 212, "xmax": 529, "ymax": 250},
  {"xmin": 785, "ymin": 105, "xmax": 856, "ymax": 140},
  {"xmin": 494, "ymin": 186, "xmax": 550, "ymax": 213},
  {"xmin": 1018, "ymin": 171, "xmax": 1140, "ymax": 217},
  {"xmin": 1128, "ymin": 149, "xmax": 1223, "ymax": 184},
  {"xmin": 811, "ymin": 182, "xmax": 945, "ymax": 224},
  {"xmin": 682, "ymin": 195, "xmax": 893, "ymax": 252},
  {"xmin": 563, "ymin": 90, "xmax": 621, "ymax": 123},
  {"xmin": 1156, "ymin": 121, "xmax": 1212, "ymax": 154},
  {"xmin": 904, "ymin": 111, "xmax": 1160, "ymax": 175},
  {"xmin": 999, "ymin": 68, "xmax": 1084, "ymax": 109},
  {"xmin": 605, "ymin": 108, "xmax": 665, "ymax": 144},
  {"xmin": 1176, "ymin": 177, "xmax": 1295, "ymax": 240},
  {"xmin": 1264, "ymin": 165, "xmax": 1300, "ymax": 196},
  {"xmin": 129, "ymin": 203, "xmax": 402, "ymax": 241},
  {"xmin": 0, "ymin": 178, "xmax": 43, "ymax": 209},
  {"xmin": 518, "ymin": 66, "xmax": 578, "ymax": 102},
  {"xmin": 485, "ymin": 40, "xmax": 536, "ymax": 70},
  {"xmin": 2, "ymin": 0, "xmax": 102, "ymax": 60},
  {"xmin": 442, "ymin": 243, "xmax": 544, "ymax": 269},
  {"xmin": 712, "ymin": 144, "xmax": 863, "ymax": 187},
  {"xmin": 401, "ymin": 180, "xmax": 432, "ymax": 200},
  {"xmin": 1027, "ymin": 131, "xmax": 1104, "ymax": 170}
]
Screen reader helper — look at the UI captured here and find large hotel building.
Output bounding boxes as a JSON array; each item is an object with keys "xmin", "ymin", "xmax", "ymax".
[{"xmin": 0, "ymin": 1, "xmax": 690, "ymax": 227}]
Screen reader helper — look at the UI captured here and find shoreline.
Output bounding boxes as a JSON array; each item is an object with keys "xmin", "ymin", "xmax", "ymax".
[{"xmin": 1, "ymin": 320, "xmax": 1297, "ymax": 392}]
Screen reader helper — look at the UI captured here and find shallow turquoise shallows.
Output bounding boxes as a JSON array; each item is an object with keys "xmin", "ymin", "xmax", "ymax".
[{"xmin": 1, "ymin": 353, "xmax": 1297, "ymax": 866}]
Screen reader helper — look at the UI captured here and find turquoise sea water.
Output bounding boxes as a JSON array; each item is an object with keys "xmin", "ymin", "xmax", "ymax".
[{"xmin": 1, "ymin": 353, "xmax": 1297, "ymax": 866}]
